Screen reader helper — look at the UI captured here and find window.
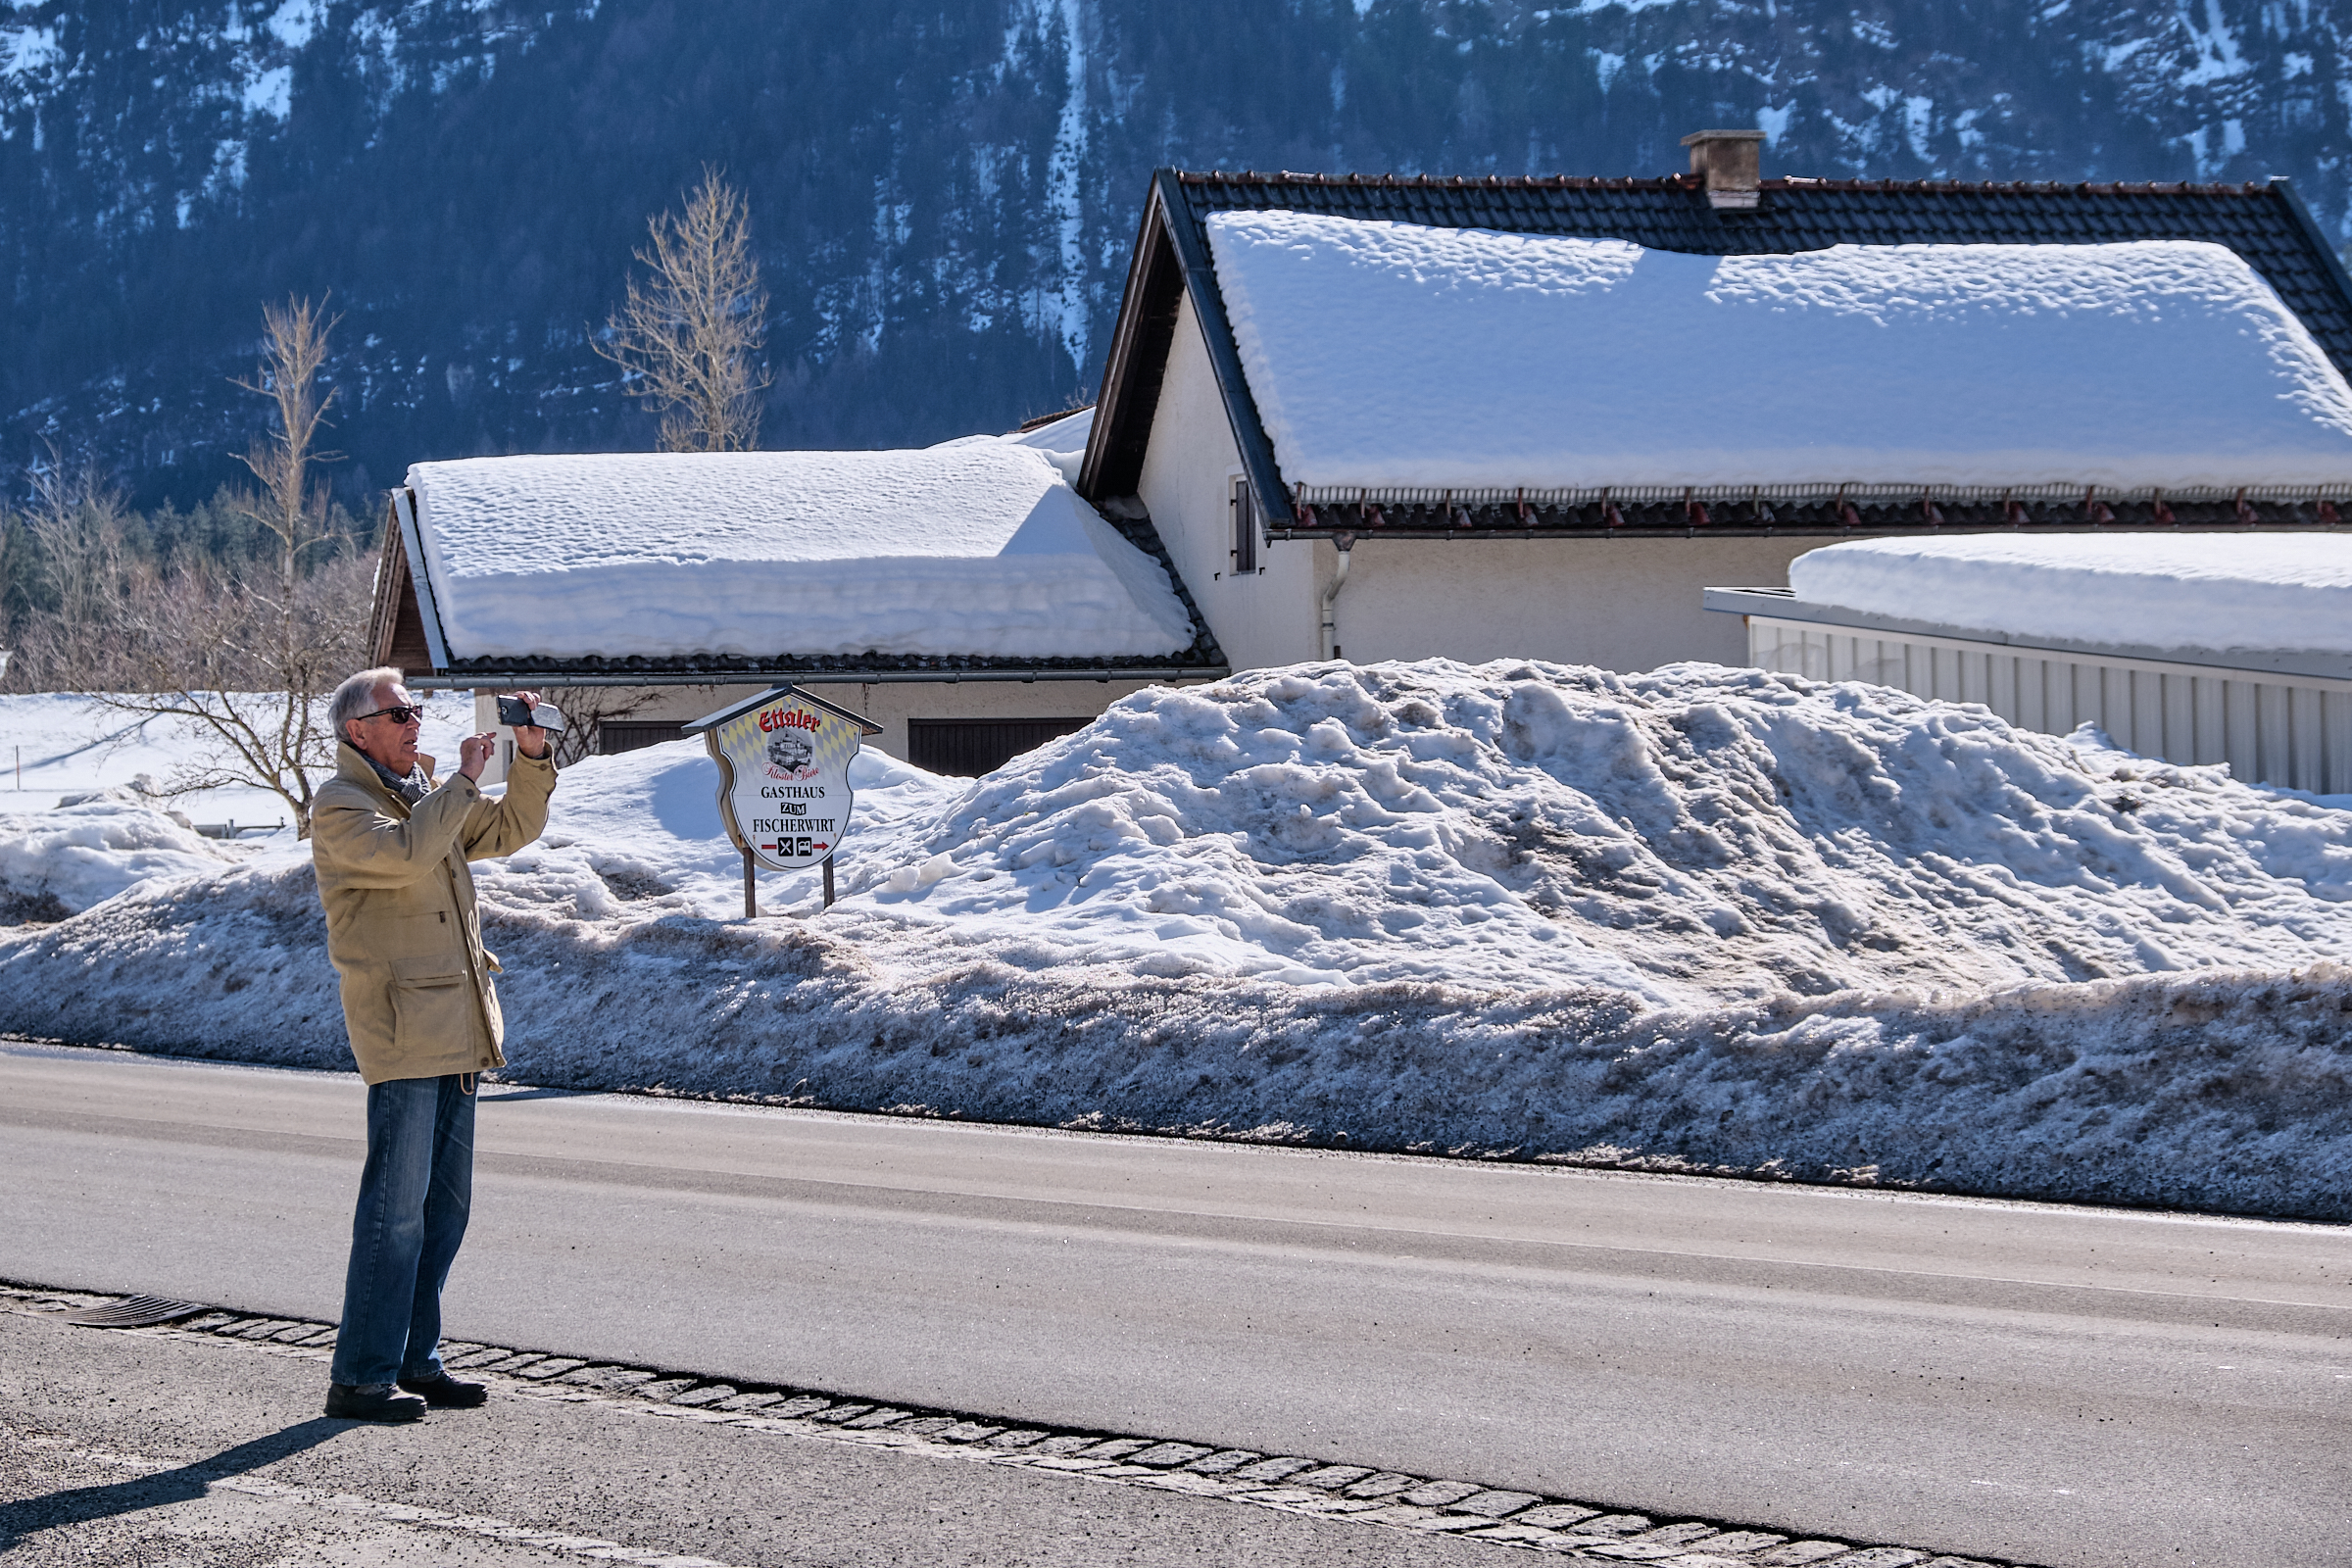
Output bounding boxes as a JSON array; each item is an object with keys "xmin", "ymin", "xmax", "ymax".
[
  {"xmin": 1231, "ymin": 475, "xmax": 1259, "ymax": 575},
  {"xmin": 906, "ymin": 717, "xmax": 1092, "ymax": 777}
]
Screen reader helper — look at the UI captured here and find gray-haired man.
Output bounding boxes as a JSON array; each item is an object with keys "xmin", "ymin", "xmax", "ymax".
[{"xmin": 313, "ymin": 667, "xmax": 556, "ymax": 1422}]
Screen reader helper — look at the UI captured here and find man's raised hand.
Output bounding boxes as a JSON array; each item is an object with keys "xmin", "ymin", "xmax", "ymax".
[
  {"xmin": 509, "ymin": 689, "xmax": 550, "ymax": 760},
  {"xmin": 457, "ymin": 731, "xmax": 499, "ymax": 781}
]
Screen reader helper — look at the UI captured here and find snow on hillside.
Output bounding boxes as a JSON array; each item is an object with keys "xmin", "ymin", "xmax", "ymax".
[
  {"xmin": 1206, "ymin": 213, "xmax": 2352, "ymax": 497},
  {"xmin": 1788, "ymin": 533, "xmax": 2352, "ymax": 655},
  {"xmin": 4, "ymin": 660, "xmax": 2349, "ymax": 1217}
]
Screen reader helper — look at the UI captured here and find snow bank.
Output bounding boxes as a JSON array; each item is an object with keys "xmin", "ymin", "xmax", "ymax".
[
  {"xmin": 0, "ymin": 797, "xmax": 238, "ymax": 922},
  {"xmin": 8, "ymin": 660, "xmax": 2352, "ymax": 1216},
  {"xmin": 1786, "ymin": 532, "xmax": 2352, "ymax": 656},
  {"xmin": 1204, "ymin": 211, "xmax": 2352, "ymax": 497},
  {"xmin": 407, "ymin": 446, "xmax": 1193, "ymax": 662}
]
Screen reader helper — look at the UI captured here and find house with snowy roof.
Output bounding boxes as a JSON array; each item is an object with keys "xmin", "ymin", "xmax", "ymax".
[
  {"xmin": 368, "ymin": 433, "xmax": 1223, "ymax": 776},
  {"xmin": 373, "ymin": 133, "xmax": 2352, "ymax": 779},
  {"xmin": 1073, "ymin": 134, "xmax": 2352, "ymax": 677}
]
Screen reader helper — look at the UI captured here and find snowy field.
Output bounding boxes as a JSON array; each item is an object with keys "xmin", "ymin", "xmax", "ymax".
[
  {"xmin": 0, "ymin": 690, "xmax": 480, "ymax": 823},
  {"xmin": 3, "ymin": 663, "xmax": 2349, "ymax": 1218}
]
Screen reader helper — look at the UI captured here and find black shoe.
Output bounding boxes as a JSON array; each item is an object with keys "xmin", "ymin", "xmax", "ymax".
[
  {"xmin": 397, "ymin": 1371, "xmax": 489, "ymax": 1408},
  {"xmin": 325, "ymin": 1383, "xmax": 427, "ymax": 1422}
]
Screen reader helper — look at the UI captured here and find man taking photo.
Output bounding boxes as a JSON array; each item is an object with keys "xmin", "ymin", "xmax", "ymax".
[{"xmin": 314, "ymin": 668, "xmax": 557, "ymax": 1422}]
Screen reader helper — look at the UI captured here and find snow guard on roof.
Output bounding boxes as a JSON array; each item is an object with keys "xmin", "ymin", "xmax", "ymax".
[{"xmin": 1203, "ymin": 211, "xmax": 2352, "ymax": 505}]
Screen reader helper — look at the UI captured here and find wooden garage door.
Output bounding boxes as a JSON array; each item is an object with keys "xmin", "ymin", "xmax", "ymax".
[
  {"xmin": 597, "ymin": 720, "xmax": 687, "ymax": 756},
  {"xmin": 906, "ymin": 717, "xmax": 1090, "ymax": 777}
]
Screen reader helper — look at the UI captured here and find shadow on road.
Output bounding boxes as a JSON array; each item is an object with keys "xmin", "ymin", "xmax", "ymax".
[{"xmin": 0, "ymin": 1418, "xmax": 345, "ymax": 1548}]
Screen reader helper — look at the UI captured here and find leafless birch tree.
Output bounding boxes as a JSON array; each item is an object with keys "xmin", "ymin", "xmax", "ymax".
[
  {"xmin": 98, "ymin": 297, "xmax": 367, "ymax": 837},
  {"xmin": 596, "ymin": 170, "xmax": 770, "ymax": 452}
]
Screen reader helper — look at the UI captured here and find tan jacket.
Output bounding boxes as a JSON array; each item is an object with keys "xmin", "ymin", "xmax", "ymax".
[{"xmin": 312, "ymin": 740, "xmax": 557, "ymax": 1085}]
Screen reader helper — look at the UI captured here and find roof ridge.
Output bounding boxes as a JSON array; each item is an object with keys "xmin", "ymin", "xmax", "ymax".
[
  {"xmin": 1170, "ymin": 168, "xmax": 2273, "ymax": 199},
  {"xmin": 1176, "ymin": 169, "xmax": 1699, "ymax": 193}
]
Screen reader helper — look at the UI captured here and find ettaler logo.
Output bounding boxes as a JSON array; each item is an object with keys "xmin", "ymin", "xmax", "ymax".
[{"xmin": 760, "ymin": 708, "xmax": 819, "ymax": 779}]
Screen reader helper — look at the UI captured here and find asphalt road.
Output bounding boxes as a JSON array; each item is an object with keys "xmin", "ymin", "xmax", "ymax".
[{"xmin": 3, "ymin": 1040, "xmax": 2346, "ymax": 1567}]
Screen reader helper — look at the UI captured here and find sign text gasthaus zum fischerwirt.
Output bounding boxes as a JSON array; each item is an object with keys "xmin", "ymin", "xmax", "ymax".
[{"xmin": 705, "ymin": 692, "xmax": 861, "ymax": 872}]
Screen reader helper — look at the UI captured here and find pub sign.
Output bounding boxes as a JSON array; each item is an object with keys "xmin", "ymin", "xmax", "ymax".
[{"xmin": 688, "ymin": 686, "xmax": 880, "ymax": 874}]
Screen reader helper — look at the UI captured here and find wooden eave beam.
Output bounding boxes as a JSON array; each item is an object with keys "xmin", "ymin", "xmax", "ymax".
[
  {"xmin": 367, "ymin": 499, "xmax": 409, "ymax": 667},
  {"xmin": 368, "ymin": 495, "xmax": 437, "ymax": 677},
  {"xmin": 1081, "ymin": 170, "xmax": 1293, "ymax": 526},
  {"xmin": 1080, "ymin": 185, "xmax": 1186, "ymax": 502}
]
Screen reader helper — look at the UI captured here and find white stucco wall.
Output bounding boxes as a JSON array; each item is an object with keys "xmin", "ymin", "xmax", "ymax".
[
  {"xmin": 1133, "ymin": 295, "xmax": 1831, "ymax": 676},
  {"xmin": 1134, "ymin": 291, "xmax": 1319, "ymax": 671},
  {"xmin": 798, "ymin": 678, "xmax": 1182, "ymax": 763},
  {"xmin": 1317, "ymin": 534, "xmax": 1823, "ymax": 672}
]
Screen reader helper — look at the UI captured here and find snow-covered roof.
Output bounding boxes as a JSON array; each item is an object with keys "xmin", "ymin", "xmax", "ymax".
[
  {"xmin": 1784, "ymin": 533, "xmax": 2352, "ymax": 657},
  {"xmin": 403, "ymin": 446, "xmax": 1195, "ymax": 663},
  {"xmin": 1004, "ymin": 405, "xmax": 1094, "ymax": 453},
  {"xmin": 1203, "ymin": 210, "xmax": 2352, "ymax": 503}
]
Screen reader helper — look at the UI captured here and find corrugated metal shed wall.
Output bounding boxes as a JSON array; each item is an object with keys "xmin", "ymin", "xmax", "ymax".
[{"xmin": 1747, "ymin": 614, "xmax": 2352, "ymax": 794}]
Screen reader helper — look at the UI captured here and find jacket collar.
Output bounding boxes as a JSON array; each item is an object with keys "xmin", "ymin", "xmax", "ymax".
[{"xmin": 335, "ymin": 741, "xmax": 438, "ymax": 815}]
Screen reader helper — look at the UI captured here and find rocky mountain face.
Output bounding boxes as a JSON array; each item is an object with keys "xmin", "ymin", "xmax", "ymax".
[{"xmin": 5, "ymin": 0, "xmax": 2347, "ymax": 508}]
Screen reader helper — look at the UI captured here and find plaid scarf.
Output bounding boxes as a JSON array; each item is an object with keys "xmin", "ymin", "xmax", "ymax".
[{"xmin": 365, "ymin": 754, "xmax": 430, "ymax": 806}]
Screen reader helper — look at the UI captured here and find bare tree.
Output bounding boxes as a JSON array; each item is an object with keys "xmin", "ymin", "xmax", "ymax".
[
  {"xmin": 595, "ymin": 170, "xmax": 770, "ymax": 452},
  {"xmin": 97, "ymin": 298, "xmax": 365, "ymax": 837},
  {"xmin": 11, "ymin": 446, "xmax": 135, "ymax": 690},
  {"xmin": 234, "ymin": 296, "xmax": 345, "ymax": 626},
  {"xmin": 539, "ymin": 685, "xmax": 657, "ymax": 768}
]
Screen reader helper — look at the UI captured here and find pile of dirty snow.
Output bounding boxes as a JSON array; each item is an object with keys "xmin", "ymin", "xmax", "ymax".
[
  {"xmin": 0, "ymin": 796, "xmax": 241, "ymax": 923},
  {"xmin": 1787, "ymin": 532, "xmax": 2352, "ymax": 656},
  {"xmin": 5, "ymin": 660, "xmax": 2350, "ymax": 1217}
]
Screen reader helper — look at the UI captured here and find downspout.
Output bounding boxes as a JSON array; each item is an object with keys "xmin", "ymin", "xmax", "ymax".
[{"xmin": 1318, "ymin": 532, "xmax": 1357, "ymax": 662}]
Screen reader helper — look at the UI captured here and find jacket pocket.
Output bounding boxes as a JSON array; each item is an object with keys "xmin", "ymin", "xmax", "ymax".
[
  {"xmin": 385, "ymin": 910, "xmax": 454, "ymax": 958},
  {"xmin": 387, "ymin": 955, "xmax": 476, "ymax": 1054}
]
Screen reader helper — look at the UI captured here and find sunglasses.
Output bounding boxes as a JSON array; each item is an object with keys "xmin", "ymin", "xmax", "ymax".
[{"xmin": 356, "ymin": 704, "xmax": 426, "ymax": 726}]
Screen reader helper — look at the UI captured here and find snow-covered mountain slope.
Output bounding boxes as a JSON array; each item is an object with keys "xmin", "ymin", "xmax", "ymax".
[{"xmin": 5, "ymin": 0, "xmax": 2349, "ymax": 507}]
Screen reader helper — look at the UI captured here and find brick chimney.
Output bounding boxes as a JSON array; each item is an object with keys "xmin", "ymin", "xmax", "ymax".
[{"xmin": 1681, "ymin": 128, "xmax": 1764, "ymax": 210}]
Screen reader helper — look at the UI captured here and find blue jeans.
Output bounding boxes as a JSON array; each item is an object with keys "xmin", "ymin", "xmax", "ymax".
[{"xmin": 329, "ymin": 1073, "xmax": 475, "ymax": 1387}]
